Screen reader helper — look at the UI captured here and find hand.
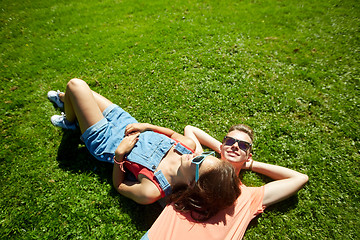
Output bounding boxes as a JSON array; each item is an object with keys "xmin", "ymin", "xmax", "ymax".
[
  {"xmin": 243, "ymin": 159, "xmax": 254, "ymax": 170},
  {"xmin": 115, "ymin": 132, "xmax": 140, "ymax": 157},
  {"xmin": 125, "ymin": 123, "xmax": 149, "ymax": 136}
]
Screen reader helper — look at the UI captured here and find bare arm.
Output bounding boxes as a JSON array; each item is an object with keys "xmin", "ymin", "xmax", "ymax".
[
  {"xmin": 114, "ymin": 176, "xmax": 162, "ymax": 205},
  {"xmin": 184, "ymin": 125, "xmax": 222, "ymax": 154},
  {"xmin": 112, "ymin": 132, "xmax": 161, "ymax": 204},
  {"xmin": 126, "ymin": 123, "xmax": 196, "ymax": 151},
  {"xmin": 244, "ymin": 160, "xmax": 309, "ymax": 207}
]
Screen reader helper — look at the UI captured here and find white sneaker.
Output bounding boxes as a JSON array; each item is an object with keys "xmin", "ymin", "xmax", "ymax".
[
  {"xmin": 47, "ymin": 90, "xmax": 64, "ymax": 109},
  {"xmin": 50, "ymin": 113, "xmax": 77, "ymax": 130}
]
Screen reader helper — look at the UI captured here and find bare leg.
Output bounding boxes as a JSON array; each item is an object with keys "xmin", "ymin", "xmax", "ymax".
[
  {"xmin": 59, "ymin": 90, "xmax": 112, "ymax": 114},
  {"xmin": 60, "ymin": 78, "xmax": 113, "ymax": 134}
]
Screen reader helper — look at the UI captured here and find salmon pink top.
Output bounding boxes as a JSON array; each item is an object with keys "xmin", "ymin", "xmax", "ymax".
[{"xmin": 146, "ymin": 184, "xmax": 265, "ymax": 240}]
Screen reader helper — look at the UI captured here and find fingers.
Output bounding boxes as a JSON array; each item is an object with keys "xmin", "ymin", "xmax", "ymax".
[
  {"xmin": 125, "ymin": 124, "xmax": 135, "ymax": 135},
  {"xmin": 125, "ymin": 124, "xmax": 132, "ymax": 134},
  {"xmin": 116, "ymin": 132, "xmax": 140, "ymax": 155},
  {"xmin": 126, "ymin": 131, "xmax": 140, "ymax": 140},
  {"xmin": 125, "ymin": 123, "xmax": 141, "ymax": 136}
]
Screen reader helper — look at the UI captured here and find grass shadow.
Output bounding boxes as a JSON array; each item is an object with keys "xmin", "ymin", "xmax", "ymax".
[
  {"xmin": 55, "ymin": 129, "xmax": 111, "ymax": 180},
  {"xmin": 108, "ymin": 187, "xmax": 163, "ymax": 231},
  {"xmin": 56, "ymin": 129, "xmax": 163, "ymax": 230}
]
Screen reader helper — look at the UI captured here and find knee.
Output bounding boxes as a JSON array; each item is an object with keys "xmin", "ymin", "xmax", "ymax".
[{"xmin": 67, "ymin": 78, "xmax": 87, "ymax": 91}]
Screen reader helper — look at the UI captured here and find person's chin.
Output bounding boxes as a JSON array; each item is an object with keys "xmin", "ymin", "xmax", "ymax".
[{"xmin": 225, "ymin": 155, "xmax": 241, "ymax": 163}]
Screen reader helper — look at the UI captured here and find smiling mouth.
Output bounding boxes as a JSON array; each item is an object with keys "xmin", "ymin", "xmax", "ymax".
[{"xmin": 226, "ymin": 151, "xmax": 239, "ymax": 157}]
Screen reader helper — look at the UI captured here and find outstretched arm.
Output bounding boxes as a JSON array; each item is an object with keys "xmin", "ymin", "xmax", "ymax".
[
  {"xmin": 243, "ymin": 160, "xmax": 309, "ymax": 207},
  {"xmin": 184, "ymin": 125, "xmax": 222, "ymax": 154}
]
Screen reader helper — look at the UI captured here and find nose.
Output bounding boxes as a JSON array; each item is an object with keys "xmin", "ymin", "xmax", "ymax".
[{"xmin": 231, "ymin": 141, "xmax": 239, "ymax": 150}]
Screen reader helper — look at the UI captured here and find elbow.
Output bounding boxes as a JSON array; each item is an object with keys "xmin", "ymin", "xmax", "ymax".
[
  {"xmin": 184, "ymin": 125, "xmax": 194, "ymax": 134},
  {"xmin": 135, "ymin": 189, "xmax": 161, "ymax": 205},
  {"xmin": 298, "ymin": 173, "xmax": 309, "ymax": 186},
  {"xmin": 112, "ymin": 181, "xmax": 120, "ymax": 191},
  {"xmin": 112, "ymin": 176, "xmax": 122, "ymax": 191},
  {"xmin": 304, "ymin": 174, "xmax": 309, "ymax": 183},
  {"xmin": 184, "ymin": 125, "xmax": 192, "ymax": 129}
]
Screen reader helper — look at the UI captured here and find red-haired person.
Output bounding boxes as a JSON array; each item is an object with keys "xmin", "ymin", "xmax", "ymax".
[
  {"xmin": 47, "ymin": 79, "xmax": 240, "ymax": 220},
  {"xmin": 141, "ymin": 124, "xmax": 308, "ymax": 240}
]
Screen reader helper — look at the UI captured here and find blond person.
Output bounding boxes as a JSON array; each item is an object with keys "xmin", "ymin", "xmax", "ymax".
[{"xmin": 141, "ymin": 124, "xmax": 308, "ymax": 239}]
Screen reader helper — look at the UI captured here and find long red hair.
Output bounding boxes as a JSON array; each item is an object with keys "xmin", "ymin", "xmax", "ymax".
[{"xmin": 167, "ymin": 160, "xmax": 240, "ymax": 222}]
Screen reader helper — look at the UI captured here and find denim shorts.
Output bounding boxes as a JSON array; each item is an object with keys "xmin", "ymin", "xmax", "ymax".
[
  {"xmin": 140, "ymin": 231, "xmax": 149, "ymax": 240},
  {"xmin": 80, "ymin": 104, "xmax": 138, "ymax": 163},
  {"xmin": 80, "ymin": 104, "xmax": 193, "ymax": 196}
]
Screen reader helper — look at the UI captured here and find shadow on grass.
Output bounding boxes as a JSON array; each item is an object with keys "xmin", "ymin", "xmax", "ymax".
[
  {"xmin": 108, "ymin": 188, "xmax": 163, "ymax": 231},
  {"xmin": 56, "ymin": 129, "xmax": 162, "ymax": 231}
]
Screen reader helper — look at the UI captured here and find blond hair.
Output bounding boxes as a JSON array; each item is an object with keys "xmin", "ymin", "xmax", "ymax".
[{"xmin": 228, "ymin": 124, "xmax": 254, "ymax": 143}]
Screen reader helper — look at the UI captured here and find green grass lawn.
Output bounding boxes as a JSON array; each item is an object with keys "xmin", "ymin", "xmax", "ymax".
[{"xmin": 1, "ymin": 0, "xmax": 359, "ymax": 239}]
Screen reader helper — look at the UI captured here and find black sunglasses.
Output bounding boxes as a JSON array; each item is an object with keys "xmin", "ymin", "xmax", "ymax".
[{"xmin": 223, "ymin": 136, "xmax": 252, "ymax": 152}]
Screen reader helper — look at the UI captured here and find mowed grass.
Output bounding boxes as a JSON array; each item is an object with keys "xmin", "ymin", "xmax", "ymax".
[{"xmin": 1, "ymin": 0, "xmax": 359, "ymax": 239}]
